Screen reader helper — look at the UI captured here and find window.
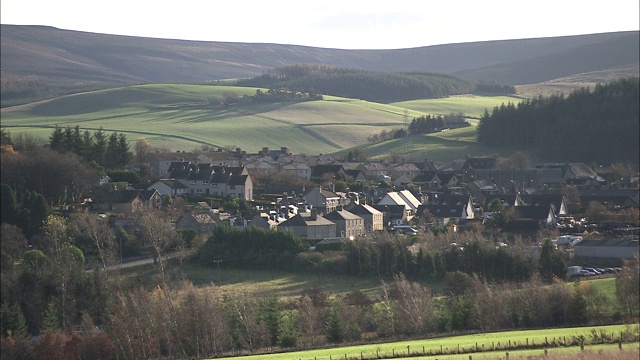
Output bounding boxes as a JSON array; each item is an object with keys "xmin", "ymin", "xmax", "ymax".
[{"xmin": 211, "ymin": 183, "xmax": 218, "ymax": 188}]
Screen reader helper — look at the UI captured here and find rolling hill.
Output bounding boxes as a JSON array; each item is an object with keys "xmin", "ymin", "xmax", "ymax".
[
  {"xmin": 0, "ymin": 84, "xmax": 517, "ymax": 159},
  {"xmin": 2, "ymin": 25, "xmax": 638, "ymax": 86}
]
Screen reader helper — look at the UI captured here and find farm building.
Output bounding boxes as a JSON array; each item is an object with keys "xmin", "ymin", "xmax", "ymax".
[{"xmin": 573, "ymin": 238, "xmax": 639, "ymax": 266}]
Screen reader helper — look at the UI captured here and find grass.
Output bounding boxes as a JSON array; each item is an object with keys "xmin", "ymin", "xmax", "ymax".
[
  {"xmin": 179, "ymin": 263, "xmax": 383, "ymax": 298},
  {"xmin": 390, "ymin": 95, "xmax": 519, "ymax": 118},
  {"xmin": 213, "ymin": 324, "xmax": 639, "ymax": 360},
  {"xmin": 1, "ymin": 84, "xmax": 519, "ymax": 160}
]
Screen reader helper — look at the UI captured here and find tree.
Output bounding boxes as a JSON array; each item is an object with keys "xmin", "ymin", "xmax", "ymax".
[
  {"xmin": 324, "ymin": 306, "xmax": 344, "ymax": 343},
  {"xmin": 295, "ymin": 295, "xmax": 321, "ymax": 346},
  {"xmin": 134, "ymin": 137, "xmax": 151, "ymax": 164},
  {"xmin": 615, "ymin": 256, "xmax": 639, "ymax": 318},
  {"xmin": 538, "ymin": 238, "xmax": 566, "ymax": 282},
  {"xmin": 0, "ymin": 183, "xmax": 17, "ymax": 225},
  {"xmin": 73, "ymin": 213, "xmax": 116, "ymax": 269}
]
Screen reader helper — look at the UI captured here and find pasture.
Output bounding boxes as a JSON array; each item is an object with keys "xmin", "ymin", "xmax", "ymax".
[
  {"xmin": 1, "ymin": 84, "xmax": 516, "ymax": 159},
  {"xmin": 213, "ymin": 324, "xmax": 639, "ymax": 360}
]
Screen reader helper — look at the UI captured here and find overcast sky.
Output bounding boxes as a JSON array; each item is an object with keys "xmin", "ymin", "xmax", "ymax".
[{"xmin": 2, "ymin": 0, "xmax": 639, "ymax": 49}]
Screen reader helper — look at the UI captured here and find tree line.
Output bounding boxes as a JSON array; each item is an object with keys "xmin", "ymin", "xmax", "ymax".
[
  {"xmin": 477, "ymin": 77, "xmax": 639, "ymax": 165},
  {"xmin": 49, "ymin": 126, "xmax": 133, "ymax": 170},
  {"xmin": 237, "ymin": 64, "xmax": 515, "ymax": 103}
]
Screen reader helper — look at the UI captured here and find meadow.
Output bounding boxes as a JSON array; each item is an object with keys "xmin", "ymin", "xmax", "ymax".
[
  {"xmin": 1, "ymin": 84, "xmax": 517, "ymax": 159},
  {"xmin": 213, "ymin": 324, "xmax": 639, "ymax": 360}
]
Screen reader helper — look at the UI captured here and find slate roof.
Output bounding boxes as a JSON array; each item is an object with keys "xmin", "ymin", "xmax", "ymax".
[
  {"xmin": 279, "ymin": 213, "xmax": 335, "ymax": 227},
  {"xmin": 420, "ymin": 204, "xmax": 465, "ymax": 217},
  {"xmin": 324, "ymin": 209, "xmax": 362, "ymax": 221},
  {"xmin": 311, "ymin": 164, "xmax": 346, "ymax": 178},
  {"xmin": 514, "ymin": 205, "xmax": 553, "ymax": 220},
  {"xmin": 347, "ymin": 204, "xmax": 383, "ymax": 216}
]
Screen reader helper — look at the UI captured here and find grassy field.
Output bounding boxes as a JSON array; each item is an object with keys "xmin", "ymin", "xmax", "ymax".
[
  {"xmin": 1, "ymin": 84, "xmax": 518, "ymax": 159},
  {"xmin": 390, "ymin": 95, "xmax": 519, "ymax": 119},
  {"xmin": 214, "ymin": 324, "xmax": 639, "ymax": 360}
]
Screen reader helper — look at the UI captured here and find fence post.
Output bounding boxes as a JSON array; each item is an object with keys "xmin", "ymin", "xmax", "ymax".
[
  {"xmin": 506, "ymin": 352, "xmax": 509, "ymax": 360},
  {"xmin": 407, "ymin": 346, "xmax": 410, "ymax": 355}
]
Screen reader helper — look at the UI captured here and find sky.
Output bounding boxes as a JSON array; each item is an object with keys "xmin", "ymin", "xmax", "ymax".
[{"xmin": 2, "ymin": 0, "xmax": 639, "ymax": 50}]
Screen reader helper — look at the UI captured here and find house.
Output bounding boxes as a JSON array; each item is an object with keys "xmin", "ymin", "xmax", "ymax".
[
  {"xmin": 426, "ymin": 193, "xmax": 475, "ymax": 220},
  {"xmin": 377, "ymin": 190, "xmax": 422, "ymax": 219},
  {"xmin": 510, "ymin": 205, "xmax": 558, "ymax": 229},
  {"xmin": 304, "ymin": 186, "xmax": 341, "ymax": 214},
  {"xmin": 413, "ymin": 172, "xmax": 460, "ymax": 189},
  {"xmin": 520, "ymin": 194, "xmax": 568, "ymax": 216},
  {"xmin": 138, "ymin": 189, "xmax": 163, "ymax": 210},
  {"xmin": 175, "ymin": 213, "xmax": 217, "ymax": 235},
  {"xmin": 249, "ymin": 214, "xmax": 280, "ymax": 230},
  {"xmin": 462, "ymin": 157, "xmax": 499, "ymax": 170},
  {"xmin": 310, "ymin": 164, "xmax": 346, "ymax": 180},
  {"xmin": 147, "ymin": 179, "xmax": 189, "ymax": 196},
  {"xmin": 392, "ymin": 174, "xmax": 416, "ymax": 187},
  {"xmin": 196, "ymin": 151, "xmax": 240, "ymax": 167},
  {"xmin": 92, "ymin": 190, "xmax": 146, "ymax": 214},
  {"xmin": 170, "ymin": 163, "xmax": 253, "ymax": 200},
  {"xmin": 323, "ymin": 209, "xmax": 366, "ymax": 238},
  {"xmin": 386, "ymin": 163, "xmax": 421, "ymax": 180},
  {"xmin": 357, "ymin": 162, "xmax": 389, "ymax": 180},
  {"xmin": 371, "ymin": 204, "xmax": 408, "ymax": 227},
  {"xmin": 345, "ymin": 203, "xmax": 384, "ymax": 232},
  {"xmin": 418, "ymin": 203, "xmax": 474, "ymax": 225},
  {"xmin": 538, "ymin": 163, "xmax": 599, "ymax": 185},
  {"xmin": 278, "ymin": 211, "xmax": 337, "ymax": 239},
  {"xmin": 145, "ymin": 152, "xmax": 198, "ymax": 179},
  {"xmin": 280, "ymin": 162, "xmax": 312, "ymax": 180},
  {"xmin": 578, "ymin": 189, "xmax": 639, "ymax": 210},
  {"xmin": 345, "ymin": 169, "xmax": 369, "ymax": 183}
]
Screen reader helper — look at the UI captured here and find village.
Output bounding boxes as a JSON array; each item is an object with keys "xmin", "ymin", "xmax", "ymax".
[{"xmin": 85, "ymin": 146, "xmax": 640, "ymax": 268}]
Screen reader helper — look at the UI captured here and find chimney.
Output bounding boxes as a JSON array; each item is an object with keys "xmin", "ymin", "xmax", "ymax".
[{"xmin": 310, "ymin": 209, "xmax": 317, "ymax": 221}]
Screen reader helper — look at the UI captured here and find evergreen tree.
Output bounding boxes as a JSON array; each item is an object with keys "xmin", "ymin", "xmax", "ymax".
[
  {"xmin": 49, "ymin": 126, "xmax": 65, "ymax": 153},
  {"xmin": 92, "ymin": 127, "xmax": 107, "ymax": 165},
  {"xmin": 539, "ymin": 238, "xmax": 567, "ymax": 282},
  {"xmin": 324, "ymin": 306, "xmax": 344, "ymax": 343},
  {"xmin": 42, "ymin": 301, "xmax": 60, "ymax": 333},
  {"xmin": 1, "ymin": 183, "xmax": 17, "ymax": 224}
]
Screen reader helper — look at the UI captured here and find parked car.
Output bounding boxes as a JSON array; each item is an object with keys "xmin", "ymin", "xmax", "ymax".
[{"xmin": 580, "ymin": 269, "xmax": 595, "ymax": 276}]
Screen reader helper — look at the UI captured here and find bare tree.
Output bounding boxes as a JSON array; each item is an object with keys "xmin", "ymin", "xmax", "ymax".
[
  {"xmin": 73, "ymin": 212, "xmax": 116, "ymax": 269},
  {"xmin": 295, "ymin": 295, "xmax": 322, "ymax": 346},
  {"xmin": 393, "ymin": 273, "xmax": 434, "ymax": 335}
]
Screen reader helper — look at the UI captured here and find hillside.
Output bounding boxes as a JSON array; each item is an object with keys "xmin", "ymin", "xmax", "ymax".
[
  {"xmin": 0, "ymin": 84, "xmax": 516, "ymax": 158},
  {"xmin": 2, "ymin": 25, "xmax": 637, "ymax": 87}
]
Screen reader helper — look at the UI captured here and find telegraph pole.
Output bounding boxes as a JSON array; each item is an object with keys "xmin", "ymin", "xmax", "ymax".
[{"xmin": 213, "ymin": 259, "xmax": 222, "ymax": 284}]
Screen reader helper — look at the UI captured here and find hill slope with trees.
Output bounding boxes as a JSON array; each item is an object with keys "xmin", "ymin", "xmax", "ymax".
[
  {"xmin": 236, "ymin": 65, "xmax": 515, "ymax": 103},
  {"xmin": 477, "ymin": 77, "xmax": 639, "ymax": 165}
]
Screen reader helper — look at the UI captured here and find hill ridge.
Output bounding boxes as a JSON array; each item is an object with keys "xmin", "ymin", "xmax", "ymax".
[{"xmin": 2, "ymin": 25, "xmax": 638, "ymax": 86}]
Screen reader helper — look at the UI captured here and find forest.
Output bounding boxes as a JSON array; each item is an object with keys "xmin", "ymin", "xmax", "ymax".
[
  {"xmin": 477, "ymin": 77, "xmax": 639, "ymax": 165},
  {"xmin": 236, "ymin": 64, "xmax": 515, "ymax": 103}
]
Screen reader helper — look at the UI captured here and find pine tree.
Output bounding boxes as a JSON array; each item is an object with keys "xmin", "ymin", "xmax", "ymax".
[
  {"xmin": 1, "ymin": 183, "xmax": 17, "ymax": 224},
  {"xmin": 324, "ymin": 306, "xmax": 344, "ymax": 343}
]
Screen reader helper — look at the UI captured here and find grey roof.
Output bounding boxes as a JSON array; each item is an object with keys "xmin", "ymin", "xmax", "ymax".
[{"xmin": 324, "ymin": 209, "xmax": 363, "ymax": 221}]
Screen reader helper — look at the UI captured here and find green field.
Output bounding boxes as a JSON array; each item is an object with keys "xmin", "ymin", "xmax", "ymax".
[
  {"xmin": 1, "ymin": 85, "xmax": 517, "ymax": 159},
  {"xmin": 214, "ymin": 324, "xmax": 639, "ymax": 360}
]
